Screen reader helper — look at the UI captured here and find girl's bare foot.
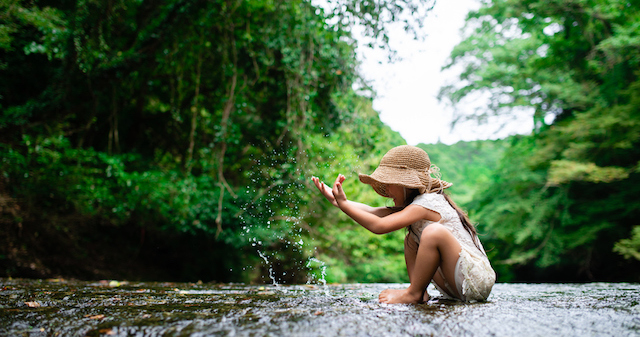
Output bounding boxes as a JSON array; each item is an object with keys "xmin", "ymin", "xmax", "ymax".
[{"xmin": 378, "ymin": 288, "xmax": 423, "ymax": 304}]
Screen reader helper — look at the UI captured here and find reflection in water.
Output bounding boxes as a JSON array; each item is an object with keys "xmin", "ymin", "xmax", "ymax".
[{"xmin": 0, "ymin": 279, "xmax": 638, "ymax": 336}]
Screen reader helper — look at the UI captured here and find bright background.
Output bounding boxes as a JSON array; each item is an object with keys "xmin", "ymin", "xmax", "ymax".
[{"xmin": 357, "ymin": 0, "xmax": 535, "ymax": 145}]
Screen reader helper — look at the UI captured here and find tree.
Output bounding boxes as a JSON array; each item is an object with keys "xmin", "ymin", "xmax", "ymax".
[
  {"xmin": 441, "ymin": 0, "xmax": 640, "ymax": 281},
  {"xmin": 0, "ymin": 0, "xmax": 433, "ymax": 282}
]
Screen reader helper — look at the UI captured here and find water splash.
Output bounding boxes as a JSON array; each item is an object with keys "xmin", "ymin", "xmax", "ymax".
[
  {"xmin": 306, "ymin": 257, "xmax": 327, "ymax": 286},
  {"xmin": 257, "ymin": 250, "xmax": 279, "ymax": 286}
]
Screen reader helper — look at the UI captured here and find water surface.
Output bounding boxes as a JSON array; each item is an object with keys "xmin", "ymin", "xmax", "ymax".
[{"xmin": 1, "ymin": 279, "xmax": 638, "ymax": 336}]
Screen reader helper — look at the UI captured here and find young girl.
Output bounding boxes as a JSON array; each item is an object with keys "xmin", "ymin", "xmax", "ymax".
[{"xmin": 312, "ymin": 145, "xmax": 495, "ymax": 304}]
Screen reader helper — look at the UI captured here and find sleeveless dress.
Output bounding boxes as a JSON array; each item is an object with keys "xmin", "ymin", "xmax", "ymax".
[{"xmin": 409, "ymin": 193, "xmax": 496, "ymax": 302}]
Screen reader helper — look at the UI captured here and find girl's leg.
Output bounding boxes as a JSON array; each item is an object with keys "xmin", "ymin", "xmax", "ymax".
[
  {"xmin": 404, "ymin": 234, "xmax": 431, "ymax": 302},
  {"xmin": 404, "ymin": 233, "xmax": 417, "ymax": 282},
  {"xmin": 380, "ymin": 224, "xmax": 462, "ymax": 304}
]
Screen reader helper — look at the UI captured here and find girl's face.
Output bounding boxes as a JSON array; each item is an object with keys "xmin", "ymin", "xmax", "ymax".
[{"xmin": 386, "ymin": 185, "xmax": 405, "ymax": 207}]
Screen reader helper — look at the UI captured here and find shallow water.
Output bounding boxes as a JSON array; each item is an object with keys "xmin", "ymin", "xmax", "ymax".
[{"xmin": 1, "ymin": 279, "xmax": 639, "ymax": 336}]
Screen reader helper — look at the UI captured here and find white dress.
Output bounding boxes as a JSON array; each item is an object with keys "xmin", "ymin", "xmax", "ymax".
[{"xmin": 409, "ymin": 193, "xmax": 496, "ymax": 302}]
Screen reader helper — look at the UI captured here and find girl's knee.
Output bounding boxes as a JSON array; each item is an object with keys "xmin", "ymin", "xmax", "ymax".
[
  {"xmin": 420, "ymin": 224, "xmax": 449, "ymax": 241},
  {"xmin": 421, "ymin": 224, "xmax": 461, "ymax": 255}
]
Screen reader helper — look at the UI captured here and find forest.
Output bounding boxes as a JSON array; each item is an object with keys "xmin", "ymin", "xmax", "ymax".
[{"xmin": 1, "ymin": 0, "xmax": 639, "ymax": 284}]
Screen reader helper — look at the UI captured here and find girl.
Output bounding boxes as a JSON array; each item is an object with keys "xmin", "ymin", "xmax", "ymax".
[{"xmin": 312, "ymin": 145, "xmax": 495, "ymax": 304}]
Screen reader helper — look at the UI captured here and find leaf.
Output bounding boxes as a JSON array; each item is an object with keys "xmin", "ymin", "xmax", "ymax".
[
  {"xmin": 547, "ymin": 160, "xmax": 629, "ymax": 185},
  {"xmin": 613, "ymin": 226, "xmax": 640, "ymax": 261}
]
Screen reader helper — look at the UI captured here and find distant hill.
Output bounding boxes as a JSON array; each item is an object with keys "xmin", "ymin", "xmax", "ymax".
[{"xmin": 416, "ymin": 139, "xmax": 508, "ymax": 206}]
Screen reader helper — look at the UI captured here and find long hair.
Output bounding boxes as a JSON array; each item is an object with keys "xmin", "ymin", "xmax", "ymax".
[{"xmin": 440, "ymin": 190, "xmax": 483, "ymax": 253}]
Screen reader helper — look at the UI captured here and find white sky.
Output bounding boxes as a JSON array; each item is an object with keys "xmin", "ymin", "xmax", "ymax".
[{"xmin": 356, "ymin": 0, "xmax": 534, "ymax": 145}]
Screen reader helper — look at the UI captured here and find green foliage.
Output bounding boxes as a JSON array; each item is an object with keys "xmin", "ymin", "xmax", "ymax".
[
  {"xmin": 548, "ymin": 160, "xmax": 629, "ymax": 185},
  {"xmin": 442, "ymin": 0, "xmax": 640, "ymax": 281},
  {"xmin": 614, "ymin": 226, "xmax": 640, "ymax": 261},
  {"xmin": 0, "ymin": 0, "xmax": 66, "ymax": 56},
  {"xmin": 417, "ymin": 140, "xmax": 508, "ymax": 204},
  {"xmin": 0, "ymin": 0, "xmax": 432, "ymax": 283}
]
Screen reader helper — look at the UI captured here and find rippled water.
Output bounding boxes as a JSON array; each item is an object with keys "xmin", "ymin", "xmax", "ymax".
[{"xmin": 1, "ymin": 279, "xmax": 639, "ymax": 336}]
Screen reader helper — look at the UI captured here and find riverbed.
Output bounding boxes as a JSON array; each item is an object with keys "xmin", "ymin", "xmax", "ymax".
[{"xmin": 1, "ymin": 279, "xmax": 638, "ymax": 336}]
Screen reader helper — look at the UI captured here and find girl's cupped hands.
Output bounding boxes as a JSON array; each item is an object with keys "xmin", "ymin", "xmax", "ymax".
[
  {"xmin": 311, "ymin": 176, "xmax": 338, "ymax": 207},
  {"xmin": 331, "ymin": 174, "xmax": 347, "ymax": 204},
  {"xmin": 311, "ymin": 174, "xmax": 348, "ymax": 207}
]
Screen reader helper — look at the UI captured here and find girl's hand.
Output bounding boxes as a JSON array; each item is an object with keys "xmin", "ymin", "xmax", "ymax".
[
  {"xmin": 331, "ymin": 174, "xmax": 347, "ymax": 205},
  {"xmin": 311, "ymin": 176, "xmax": 339, "ymax": 207}
]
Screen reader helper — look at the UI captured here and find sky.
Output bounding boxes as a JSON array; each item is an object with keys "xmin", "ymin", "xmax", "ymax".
[{"xmin": 356, "ymin": 0, "xmax": 534, "ymax": 145}]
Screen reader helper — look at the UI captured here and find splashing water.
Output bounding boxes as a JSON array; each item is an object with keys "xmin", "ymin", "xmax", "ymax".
[
  {"xmin": 306, "ymin": 257, "xmax": 327, "ymax": 286},
  {"xmin": 238, "ymin": 172, "xmax": 327, "ymax": 285},
  {"xmin": 257, "ymin": 250, "xmax": 279, "ymax": 286}
]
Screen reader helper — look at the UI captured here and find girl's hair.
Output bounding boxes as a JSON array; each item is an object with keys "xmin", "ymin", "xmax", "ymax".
[
  {"xmin": 439, "ymin": 191, "xmax": 482, "ymax": 251},
  {"xmin": 403, "ymin": 188, "xmax": 421, "ymax": 207}
]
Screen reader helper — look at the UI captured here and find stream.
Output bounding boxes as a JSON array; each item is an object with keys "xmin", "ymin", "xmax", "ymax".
[{"xmin": 1, "ymin": 279, "xmax": 639, "ymax": 336}]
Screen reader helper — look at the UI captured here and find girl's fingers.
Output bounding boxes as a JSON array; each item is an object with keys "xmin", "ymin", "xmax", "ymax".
[
  {"xmin": 330, "ymin": 174, "xmax": 347, "ymax": 201},
  {"xmin": 312, "ymin": 177, "xmax": 325, "ymax": 192},
  {"xmin": 312, "ymin": 176, "xmax": 336, "ymax": 202}
]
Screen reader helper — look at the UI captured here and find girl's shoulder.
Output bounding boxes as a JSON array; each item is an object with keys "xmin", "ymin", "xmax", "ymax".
[
  {"xmin": 411, "ymin": 192, "xmax": 448, "ymax": 210},
  {"xmin": 412, "ymin": 193, "xmax": 458, "ymax": 222}
]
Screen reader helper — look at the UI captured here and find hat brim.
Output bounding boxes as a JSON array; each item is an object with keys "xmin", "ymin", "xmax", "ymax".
[{"xmin": 358, "ymin": 166, "xmax": 426, "ymax": 198}]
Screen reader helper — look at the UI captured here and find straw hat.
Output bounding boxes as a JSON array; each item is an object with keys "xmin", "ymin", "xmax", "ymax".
[{"xmin": 358, "ymin": 145, "xmax": 452, "ymax": 197}]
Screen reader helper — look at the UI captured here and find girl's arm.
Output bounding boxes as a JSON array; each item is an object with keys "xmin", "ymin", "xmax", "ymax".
[
  {"xmin": 312, "ymin": 176, "xmax": 392, "ymax": 217},
  {"xmin": 331, "ymin": 174, "xmax": 440, "ymax": 234},
  {"xmin": 342, "ymin": 200, "xmax": 394, "ymax": 217}
]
